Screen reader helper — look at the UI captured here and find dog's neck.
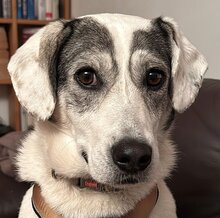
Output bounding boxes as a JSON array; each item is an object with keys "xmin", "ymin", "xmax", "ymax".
[{"xmin": 32, "ymin": 184, "xmax": 159, "ymax": 218}]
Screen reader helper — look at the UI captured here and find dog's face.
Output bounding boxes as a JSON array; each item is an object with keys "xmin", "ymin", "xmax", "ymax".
[{"xmin": 9, "ymin": 14, "xmax": 207, "ymax": 189}]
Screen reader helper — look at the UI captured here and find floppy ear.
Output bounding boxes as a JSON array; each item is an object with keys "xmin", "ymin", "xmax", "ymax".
[
  {"xmin": 161, "ymin": 17, "xmax": 208, "ymax": 112},
  {"xmin": 8, "ymin": 20, "xmax": 70, "ymax": 120}
]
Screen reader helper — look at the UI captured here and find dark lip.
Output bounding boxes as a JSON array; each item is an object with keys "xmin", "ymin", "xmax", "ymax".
[{"xmin": 120, "ymin": 178, "xmax": 139, "ymax": 185}]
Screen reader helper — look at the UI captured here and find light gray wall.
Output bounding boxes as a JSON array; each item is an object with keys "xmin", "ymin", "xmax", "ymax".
[{"xmin": 71, "ymin": 0, "xmax": 220, "ymax": 79}]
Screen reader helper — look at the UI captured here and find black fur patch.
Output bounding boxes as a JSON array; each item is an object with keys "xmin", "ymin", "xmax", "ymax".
[
  {"xmin": 131, "ymin": 17, "xmax": 172, "ymax": 67},
  {"xmin": 130, "ymin": 17, "xmax": 174, "ymax": 115}
]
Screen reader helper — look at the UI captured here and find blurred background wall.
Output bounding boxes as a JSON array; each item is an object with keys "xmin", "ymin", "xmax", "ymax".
[{"xmin": 71, "ymin": 0, "xmax": 220, "ymax": 79}]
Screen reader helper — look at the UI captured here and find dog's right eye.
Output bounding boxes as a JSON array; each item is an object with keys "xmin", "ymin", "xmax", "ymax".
[{"xmin": 75, "ymin": 67, "xmax": 98, "ymax": 88}]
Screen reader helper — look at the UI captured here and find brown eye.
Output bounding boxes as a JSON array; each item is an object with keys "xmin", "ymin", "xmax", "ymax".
[
  {"xmin": 75, "ymin": 68, "xmax": 97, "ymax": 87},
  {"xmin": 146, "ymin": 69, "xmax": 165, "ymax": 89}
]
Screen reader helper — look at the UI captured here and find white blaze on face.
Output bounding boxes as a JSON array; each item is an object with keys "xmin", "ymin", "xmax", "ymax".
[
  {"xmin": 81, "ymin": 14, "xmax": 155, "ymax": 136},
  {"xmin": 82, "ymin": 14, "xmax": 154, "ymax": 134}
]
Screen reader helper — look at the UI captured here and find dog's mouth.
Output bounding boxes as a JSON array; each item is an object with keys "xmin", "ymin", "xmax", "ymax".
[
  {"xmin": 52, "ymin": 170, "xmax": 139, "ymax": 193},
  {"xmin": 77, "ymin": 177, "xmax": 122, "ymax": 192}
]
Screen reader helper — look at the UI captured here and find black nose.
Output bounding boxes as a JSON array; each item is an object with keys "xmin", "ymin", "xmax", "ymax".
[{"xmin": 111, "ymin": 138, "xmax": 152, "ymax": 174}]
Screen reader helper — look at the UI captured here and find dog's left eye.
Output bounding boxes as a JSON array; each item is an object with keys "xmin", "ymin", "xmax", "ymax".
[
  {"xmin": 75, "ymin": 68, "xmax": 98, "ymax": 87},
  {"xmin": 145, "ymin": 69, "xmax": 165, "ymax": 90}
]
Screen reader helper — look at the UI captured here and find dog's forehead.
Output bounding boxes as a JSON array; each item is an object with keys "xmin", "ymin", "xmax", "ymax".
[
  {"xmin": 84, "ymin": 13, "xmax": 151, "ymax": 29},
  {"xmin": 84, "ymin": 13, "xmax": 152, "ymax": 51},
  {"xmin": 80, "ymin": 14, "xmax": 153, "ymax": 72},
  {"xmin": 77, "ymin": 14, "xmax": 171, "ymax": 67}
]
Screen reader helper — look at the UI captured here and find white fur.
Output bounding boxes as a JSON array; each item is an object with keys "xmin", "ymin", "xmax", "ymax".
[
  {"xmin": 8, "ymin": 21, "xmax": 65, "ymax": 120},
  {"xmin": 8, "ymin": 14, "xmax": 208, "ymax": 218},
  {"xmin": 162, "ymin": 17, "xmax": 208, "ymax": 112}
]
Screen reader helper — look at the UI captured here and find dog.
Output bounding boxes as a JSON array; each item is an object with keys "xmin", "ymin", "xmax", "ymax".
[{"xmin": 8, "ymin": 14, "xmax": 208, "ymax": 218}]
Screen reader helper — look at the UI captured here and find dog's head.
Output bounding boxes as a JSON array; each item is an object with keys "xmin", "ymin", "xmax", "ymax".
[{"xmin": 8, "ymin": 14, "xmax": 207, "ymax": 189}]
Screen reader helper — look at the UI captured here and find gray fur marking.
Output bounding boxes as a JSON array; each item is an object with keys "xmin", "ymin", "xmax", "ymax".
[
  {"xmin": 129, "ymin": 18, "xmax": 173, "ymax": 123},
  {"xmin": 57, "ymin": 17, "xmax": 118, "ymax": 113}
]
